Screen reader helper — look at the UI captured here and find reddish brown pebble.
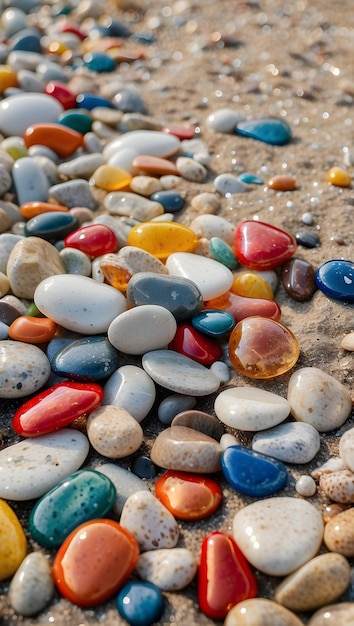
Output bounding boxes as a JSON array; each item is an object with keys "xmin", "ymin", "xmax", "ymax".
[
  {"xmin": 267, "ymin": 175, "xmax": 297, "ymax": 191},
  {"xmin": 323, "ymin": 502, "xmax": 349, "ymax": 523},
  {"xmin": 132, "ymin": 155, "xmax": 179, "ymax": 176},
  {"xmin": 281, "ymin": 257, "xmax": 317, "ymax": 301}
]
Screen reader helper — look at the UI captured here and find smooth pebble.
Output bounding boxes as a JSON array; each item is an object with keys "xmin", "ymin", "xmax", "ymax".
[
  {"xmin": 87, "ymin": 406, "xmax": 143, "ymax": 458},
  {"xmin": 8, "ymin": 551, "xmax": 54, "ymax": 617},
  {"xmin": 225, "ymin": 598, "xmax": 304, "ymax": 626},
  {"xmin": 176, "ymin": 156, "xmax": 207, "ymax": 182},
  {"xmin": 0, "ymin": 500, "xmax": 27, "ymax": 581},
  {"xmin": 308, "ymin": 603, "xmax": 354, "ymax": 626},
  {"xmin": 339, "ymin": 426, "xmax": 354, "ymax": 471},
  {"xmin": 103, "ymin": 365, "xmax": 156, "ymax": 423},
  {"xmin": 103, "ymin": 130, "xmax": 180, "ymax": 161},
  {"xmin": 166, "ymin": 252, "xmax": 233, "ymax": 300},
  {"xmin": 214, "ymin": 173, "xmax": 247, "ymax": 195},
  {"xmin": 0, "ymin": 93, "xmax": 63, "ymax": 136},
  {"xmin": 215, "ymin": 387, "xmax": 290, "ymax": 431},
  {"xmin": 0, "ymin": 339, "xmax": 51, "ymax": 398},
  {"xmin": 252, "ymin": 422, "xmax": 321, "ymax": 464},
  {"xmin": 135, "ymin": 548, "xmax": 197, "ymax": 591},
  {"xmin": 94, "ymin": 463, "xmax": 149, "ymax": 516},
  {"xmin": 324, "ymin": 507, "xmax": 354, "ymax": 556},
  {"xmin": 158, "ymin": 394, "xmax": 197, "ymax": 425},
  {"xmin": 108, "ymin": 304, "xmax": 177, "ymax": 355},
  {"xmin": 320, "ymin": 470, "xmax": 354, "ymax": 503},
  {"xmin": 295, "ymin": 475, "xmax": 317, "ymax": 497},
  {"xmin": 150, "ymin": 425, "xmax": 222, "ymax": 473},
  {"xmin": 341, "ymin": 331, "xmax": 354, "ymax": 351}
]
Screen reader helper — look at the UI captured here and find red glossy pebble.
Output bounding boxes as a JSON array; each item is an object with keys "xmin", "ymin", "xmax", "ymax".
[
  {"xmin": 64, "ymin": 224, "xmax": 117, "ymax": 257},
  {"xmin": 155, "ymin": 470, "xmax": 222, "ymax": 521},
  {"xmin": 234, "ymin": 220, "xmax": 297, "ymax": 270},
  {"xmin": 8, "ymin": 315, "xmax": 57, "ymax": 344},
  {"xmin": 168, "ymin": 324, "xmax": 222, "ymax": 365},
  {"xmin": 45, "ymin": 81, "xmax": 77, "ymax": 110},
  {"xmin": 13, "ymin": 381, "xmax": 104, "ymax": 436},
  {"xmin": 205, "ymin": 291, "xmax": 281, "ymax": 323},
  {"xmin": 52, "ymin": 519, "xmax": 139, "ymax": 607},
  {"xmin": 23, "ymin": 123, "xmax": 83, "ymax": 158},
  {"xmin": 60, "ymin": 24, "xmax": 87, "ymax": 41},
  {"xmin": 198, "ymin": 531, "xmax": 257, "ymax": 620},
  {"xmin": 162, "ymin": 125, "xmax": 195, "ymax": 140}
]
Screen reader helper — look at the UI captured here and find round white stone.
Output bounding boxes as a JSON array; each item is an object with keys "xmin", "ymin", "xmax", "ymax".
[
  {"xmin": 166, "ymin": 252, "xmax": 233, "ymax": 300},
  {"xmin": 108, "ymin": 304, "xmax": 177, "ymax": 355},
  {"xmin": 252, "ymin": 422, "xmax": 321, "ymax": 463},
  {"xmin": 103, "ymin": 130, "xmax": 180, "ymax": 161},
  {"xmin": 94, "ymin": 463, "xmax": 149, "ymax": 516},
  {"xmin": 0, "ymin": 429, "xmax": 90, "ymax": 500},
  {"xmin": 175, "ymin": 156, "xmax": 207, "ymax": 182},
  {"xmin": 34, "ymin": 274, "xmax": 127, "ymax": 334},
  {"xmin": 206, "ymin": 107, "xmax": 243, "ymax": 133},
  {"xmin": 136, "ymin": 548, "xmax": 197, "ymax": 591},
  {"xmin": 103, "ymin": 365, "xmax": 156, "ymax": 423},
  {"xmin": 341, "ymin": 331, "xmax": 354, "ymax": 351},
  {"xmin": 233, "ymin": 497, "xmax": 324, "ymax": 576},
  {"xmin": 295, "ymin": 475, "xmax": 317, "ymax": 497},
  {"xmin": 189, "ymin": 214, "xmax": 236, "ymax": 245},
  {"xmin": 0, "ymin": 340, "xmax": 51, "ymax": 398},
  {"xmin": 214, "ymin": 173, "xmax": 247, "ymax": 195},
  {"xmin": 0, "ymin": 93, "xmax": 64, "ymax": 137},
  {"xmin": 215, "ymin": 387, "xmax": 290, "ymax": 431}
]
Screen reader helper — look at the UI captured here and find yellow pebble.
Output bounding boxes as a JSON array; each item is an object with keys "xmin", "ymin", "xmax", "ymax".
[
  {"xmin": 46, "ymin": 41, "xmax": 70, "ymax": 55},
  {"xmin": 0, "ymin": 500, "xmax": 27, "ymax": 581},
  {"xmin": 89, "ymin": 165, "xmax": 132, "ymax": 191},
  {"xmin": 327, "ymin": 167, "xmax": 351, "ymax": 188},
  {"xmin": 0, "ymin": 65, "xmax": 18, "ymax": 94},
  {"xmin": 127, "ymin": 222, "xmax": 199, "ymax": 260},
  {"xmin": 231, "ymin": 271, "xmax": 274, "ymax": 300}
]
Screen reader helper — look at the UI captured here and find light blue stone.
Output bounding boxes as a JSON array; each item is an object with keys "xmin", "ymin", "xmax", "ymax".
[
  {"xmin": 116, "ymin": 581, "xmax": 164, "ymax": 626},
  {"xmin": 209, "ymin": 236, "xmax": 238, "ymax": 270},
  {"xmin": 236, "ymin": 117, "xmax": 292, "ymax": 146},
  {"xmin": 12, "ymin": 157, "xmax": 49, "ymax": 204},
  {"xmin": 239, "ymin": 172, "xmax": 264, "ymax": 184},
  {"xmin": 191, "ymin": 309, "xmax": 235, "ymax": 337},
  {"xmin": 221, "ymin": 445, "xmax": 288, "ymax": 497},
  {"xmin": 0, "ymin": 321, "xmax": 9, "ymax": 339},
  {"xmin": 315, "ymin": 259, "xmax": 354, "ymax": 303}
]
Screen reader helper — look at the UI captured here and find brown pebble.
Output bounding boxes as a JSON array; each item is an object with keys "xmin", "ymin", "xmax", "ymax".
[
  {"xmin": 225, "ymin": 598, "xmax": 304, "ymax": 626},
  {"xmin": 150, "ymin": 425, "xmax": 222, "ymax": 473},
  {"xmin": 323, "ymin": 502, "xmax": 349, "ymax": 523},
  {"xmin": 267, "ymin": 174, "xmax": 297, "ymax": 191},
  {"xmin": 281, "ymin": 257, "xmax": 317, "ymax": 301},
  {"xmin": 324, "ymin": 507, "xmax": 354, "ymax": 557},
  {"xmin": 171, "ymin": 410, "xmax": 224, "ymax": 441},
  {"xmin": 308, "ymin": 602, "xmax": 354, "ymax": 626}
]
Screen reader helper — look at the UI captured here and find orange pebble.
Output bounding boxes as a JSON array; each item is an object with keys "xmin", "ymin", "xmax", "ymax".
[
  {"xmin": 23, "ymin": 123, "xmax": 83, "ymax": 158},
  {"xmin": 267, "ymin": 175, "xmax": 297, "ymax": 191},
  {"xmin": 9, "ymin": 316, "xmax": 57, "ymax": 344},
  {"xmin": 20, "ymin": 202, "xmax": 69, "ymax": 219},
  {"xmin": 132, "ymin": 155, "xmax": 179, "ymax": 176},
  {"xmin": 100, "ymin": 255, "xmax": 132, "ymax": 292}
]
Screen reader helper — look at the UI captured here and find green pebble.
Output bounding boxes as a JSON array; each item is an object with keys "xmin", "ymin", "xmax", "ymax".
[
  {"xmin": 209, "ymin": 236, "xmax": 238, "ymax": 270},
  {"xmin": 58, "ymin": 110, "xmax": 93, "ymax": 134}
]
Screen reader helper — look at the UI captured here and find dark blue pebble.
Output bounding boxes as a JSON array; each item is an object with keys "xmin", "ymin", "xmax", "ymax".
[
  {"xmin": 24, "ymin": 212, "xmax": 79, "ymax": 242},
  {"xmin": 116, "ymin": 581, "xmax": 164, "ymax": 626},
  {"xmin": 76, "ymin": 92, "xmax": 113, "ymax": 110},
  {"xmin": 192, "ymin": 309, "xmax": 235, "ymax": 337},
  {"xmin": 9, "ymin": 28, "xmax": 41, "ymax": 53},
  {"xmin": 150, "ymin": 190, "xmax": 184, "ymax": 213},
  {"xmin": 50, "ymin": 335, "xmax": 120, "ymax": 381},
  {"xmin": 239, "ymin": 172, "xmax": 264, "ymax": 184},
  {"xmin": 295, "ymin": 230, "xmax": 321, "ymax": 248},
  {"xmin": 315, "ymin": 259, "xmax": 354, "ymax": 304},
  {"xmin": 83, "ymin": 51, "xmax": 116, "ymax": 73},
  {"xmin": 46, "ymin": 335, "xmax": 82, "ymax": 361},
  {"xmin": 236, "ymin": 117, "xmax": 292, "ymax": 146},
  {"xmin": 131, "ymin": 456, "xmax": 158, "ymax": 479},
  {"xmin": 221, "ymin": 445, "xmax": 288, "ymax": 497},
  {"xmin": 102, "ymin": 17, "xmax": 132, "ymax": 38}
]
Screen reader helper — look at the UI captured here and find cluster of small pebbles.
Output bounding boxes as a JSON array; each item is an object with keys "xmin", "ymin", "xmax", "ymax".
[{"xmin": 0, "ymin": 0, "xmax": 354, "ymax": 625}]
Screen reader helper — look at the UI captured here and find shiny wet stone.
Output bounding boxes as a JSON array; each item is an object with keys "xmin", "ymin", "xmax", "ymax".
[
  {"xmin": 0, "ymin": 499, "xmax": 27, "ymax": 581},
  {"xmin": 192, "ymin": 309, "xmax": 235, "ymax": 337},
  {"xmin": 221, "ymin": 445, "xmax": 288, "ymax": 497},
  {"xmin": 281, "ymin": 257, "xmax": 317, "ymax": 301},
  {"xmin": 50, "ymin": 335, "xmax": 120, "ymax": 381},
  {"xmin": 150, "ymin": 190, "xmax": 184, "ymax": 212},
  {"xmin": 236, "ymin": 116, "xmax": 292, "ymax": 145},
  {"xmin": 234, "ymin": 220, "xmax": 297, "ymax": 271},
  {"xmin": 116, "ymin": 581, "xmax": 164, "ymax": 626},
  {"xmin": 168, "ymin": 323, "xmax": 222, "ymax": 365},
  {"xmin": 315, "ymin": 259, "xmax": 354, "ymax": 303},
  {"xmin": 295, "ymin": 229, "xmax": 321, "ymax": 248},
  {"xmin": 155, "ymin": 470, "xmax": 222, "ymax": 521},
  {"xmin": 24, "ymin": 211, "xmax": 79, "ymax": 241}
]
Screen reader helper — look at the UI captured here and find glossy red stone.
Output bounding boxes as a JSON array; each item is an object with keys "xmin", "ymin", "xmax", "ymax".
[
  {"xmin": 13, "ymin": 381, "xmax": 104, "ymax": 436},
  {"xmin": 45, "ymin": 81, "xmax": 77, "ymax": 110},
  {"xmin": 234, "ymin": 220, "xmax": 297, "ymax": 270},
  {"xmin": 205, "ymin": 291, "xmax": 281, "ymax": 323},
  {"xmin": 64, "ymin": 224, "xmax": 117, "ymax": 257},
  {"xmin": 198, "ymin": 531, "xmax": 257, "ymax": 620},
  {"xmin": 162, "ymin": 125, "xmax": 195, "ymax": 140},
  {"xmin": 155, "ymin": 470, "xmax": 222, "ymax": 521},
  {"xmin": 168, "ymin": 324, "xmax": 222, "ymax": 365}
]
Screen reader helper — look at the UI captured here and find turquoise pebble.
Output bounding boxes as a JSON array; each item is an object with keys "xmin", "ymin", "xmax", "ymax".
[
  {"xmin": 236, "ymin": 117, "xmax": 292, "ymax": 146},
  {"xmin": 83, "ymin": 52, "xmax": 116, "ymax": 73},
  {"xmin": 10, "ymin": 28, "xmax": 41, "ymax": 53},
  {"xmin": 116, "ymin": 581, "xmax": 164, "ymax": 626},
  {"xmin": 76, "ymin": 92, "xmax": 113, "ymax": 110},
  {"xmin": 239, "ymin": 172, "xmax": 264, "ymax": 184},
  {"xmin": 191, "ymin": 309, "xmax": 235, "ymax": 337},
  {"xmin": 209, "ymin": 236, "xmax": 238, "ymax": 270},
  {"xmin": 150, "ymin": 190, "xmax": 184, "ymax": 212},
  {"xmin": 315, "ymin": 259, "xmax": 354, "ymax": 303},
  {"xmin": 24, "ymin": 212, "xmax": 79, "ymax": 241},
  {"xmin": 51, "ymin": 335, "xmax": 120, "ymax": 381},
  {"xmin": 221, "ymin": 445, "xmax": 288, "ymax": 497},
  {"xmin": 58, "ymin": 110, "xmax": 93, "ymax": 134},
  {"xmin": 29, "ymin": 469, "xmax": 116, "ymax": 548}
]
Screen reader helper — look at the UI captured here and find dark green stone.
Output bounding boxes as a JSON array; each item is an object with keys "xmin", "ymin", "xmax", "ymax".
[{"xmin": 58, "ymin": 110, "xmax": 93, "ymax": 134}]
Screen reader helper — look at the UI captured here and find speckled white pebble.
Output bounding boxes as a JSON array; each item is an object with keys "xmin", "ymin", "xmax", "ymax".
[
  {"xmin": 0, "ymin": 340, "xmax": 51, "ymax": 398},
  {"xmin": 214, "ymin": 173, "xmax": 247, "ymax": 195},
  {"xmin": 308, "ymin": 603, "xmax": 354, "ymax": 626},
  {"xmin": 176, "ymin": 156, "xmax": 207, "ymax": 182},
  {"xmin": 233, "ymin": 497, "xmax": 324, "ymax": 576},
  {"xmin": 341, "ymin": 331, "xmax": 354, "ymax": 350},
  {"xmin": 120, "ymin": 490, "xmax": 179, "ymax": 552},
  {"xmin": 87, "ymin": 406, "xmax": 143, "ymax": 458},
  {"xmin": 59, "ymin": 248, "xmax": 92, "ymax": 276},
  {"xmin": 189, "ymin": 214, "xmax": 236, "ymax": 245},
  {"xmin": 104, "ymin": 190, "xmax": 164, "ymax": 221},
  {"xmin": 224, "ymin": 598, "xmax": 305, "ymax": 626},
  {"xmin": 94, "ymin": 463, "xmax": 149, "ymax": 516},
  {"xmin": 295, "ymin": 475, "xmax": 317, "ymax": 497},
  {"xmin": 34, "ymin": 274, "xmax": 127, "ymax": 334},
  {"xmin": 108, "ymin": 304, "xmax": 177, "ymax": 355},
  {"xmin": 252, "ymin": 421, "xmax": 321, "ymax": 463},
  {"xmin": 215, "ymin": 387, "xmax": 290, "ymax": 432},
  {"xmin": 288, "ymin": 367, "xmax": 352, "ymax": 432},
  {"xmin": 103, "ymin": 365, "xmax": 156, "ymax": 423},
  {"xmin": 135, "ymin": 548, "xmax": 197, "ymax": 591},
  {"xmin": 319, "ymin": 470, "xmax": 354, "ymax": 503},
  {"xmin": 0, "ymin": 429, "xmax": 90, "ymax": 500},
  {"xmin": 8, "ymin": 551, "xmax": 55, "ymax": 616},
  {"xmin": 339, "ymin": 427, "xmax": 354, "ymax": 471},
  {"xmin": 166, "ymin": 252, "xmax": 233, "ymax": 300}
]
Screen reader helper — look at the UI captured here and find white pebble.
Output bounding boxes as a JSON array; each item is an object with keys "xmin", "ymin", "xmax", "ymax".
[
  {"xmin": 210, "ymin": 360, "xmax": 230, "ymax": 382},
  {"xmin": 295, "ymin": 475, "xmax": 317, "ymax": 497},
  {"xmin": 87, "ymin": 406, "xmax": 143, "ymax": 458},
  {"xmin": 136, "ymin": 548, "xmax": 197, "ymax": 591}
]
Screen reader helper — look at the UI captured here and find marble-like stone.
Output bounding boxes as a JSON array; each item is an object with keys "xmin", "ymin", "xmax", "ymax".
[
  {"xmin": 135, "ymin": 548, "xmax": 197, "ymax": 591},
  {"xmin": 103, "ymin": 365, "xmax": 156, "ymax": 423},
  {"xmin": 215, "ymin": 387, "xmax": 290, "ymax": 431},
  {"xmin": 222, "ymin": 445, "xmax": 288, "ymax": 497},
  {"xmin": 0, "ymin": 340, "xmax": 51, "ymax": 398},
  {"xmin": 189, "ymin": 214, "xmax": 235, "ymax": 245},
  {"xmin": 252, "ymin": 421, "xmax": 321, "ymax": 464},
  {"xmin": 150, "ymin": 425, "xmax": 222, "ymax": 473},
  {"xmin": 87, "ymin": 406, "xmax": 143, "ymax": 458},
  {"xmin": 8, "ymin": 551, "xmax": 54, "ymax": 617},
  {"xmin": 295, "ymin": 475, "xmax": 317, "ymax": 497}
]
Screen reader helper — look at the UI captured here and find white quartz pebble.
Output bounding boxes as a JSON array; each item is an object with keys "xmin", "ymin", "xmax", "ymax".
[
  {"xmin": 108, "ymin": 304, "xmax": 177, "ymax": 355},
  {"xmin": 214, "ymin": 173, "xmax": 247, "ymax": 195},
  {"xmin": 94, "ymin": 463, "xmax": 149, "ymax": 516},
  {"xmin": 103, "ymin": 365, "xmax": 156, "ymax": 423},
  {"xmin": 206, "ymin": 107, "xmax": 243, "ymax": 133},
  {"xmin": 176, "ymin": 156, "xmax": 207, "ymax": 182},
  {"xmin": 252, "ymin": 421, "xmax": 321, "ymax": 463},
  {"xmin": 215, "ymin": 387, "xmax": 290, "ymax": 431},
  {"xmin": 0, "ymin": 340, "xmax": 51, "ymax": 398},
  {"xmin": 9, "ymin": 551, "xmax": 54, "ymax": 616},
  {"xmin": 189, "ymin": 214, "xmax": 236, "ymax": 245},
  {"xmin": 104, "ymin": 190, "xmax": 164, "ymax": 221},
  {"xmin": 103, "ymin": 130, "xmax": 180, "ymax": 160},
  {"xmin": 166, "ymin": 252, "xmax": 233, "ymax": 300},
  {"xmin": 220, "ymin": 432, "xmax": 241, "ymax": 450},
  {"xmin": 341, "ymin": 331, "xmax": 354, "ymax": 351},
  {"xmin": 209, "ymin": 360, "xmax": 230, "ymax": 383},
  {"xmin": 295, "ymin": 475, "xmax": 317, "ymax": 497},
  {"xmin": 136, "ymin": 548, "xmax": 197, "ymax": 591},
  {"xmin": 0, "ymin": 93, "xmax": 64, "ymax": 137},
  {"xmin": 87, "ymin": 406, "xmax": 143, "ymax": 458}
]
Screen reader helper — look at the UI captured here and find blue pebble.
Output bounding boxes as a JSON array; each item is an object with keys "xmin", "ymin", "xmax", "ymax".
[
  {"xmin": 192, "ymin": 309, "xmax": 235, "ymax": 337},
  {"xmin": 236, "ymin": 117, "xmax": 292, "ymax": 146},
  {"xmin": 102, "ymin": 17, "xmax": 132, "ymax": 38},
  {"xmin": 315, "ymin": 259, "xmax": 354, "ymax": 304},
  {"xmin": 46, "ymin": 335, "xmax": 81, "ymax": 361},
  {"xmin": 76, "ymin": 92, "xmax": 113, "ymax": 110},
  {"xmin": 221, "ymin": 445, "xmax": 288, "ymax": 497},
  {"xmin": 239, "ymin": 172, "xmax": 264, "ymax": 185},
  {"xmin": 24, "ymin": 212, "xmax": 79, "ymax": 242},
  {"xmin": 0, "ymin": 321, "xmax": 9, "ymax": 340},
  {"xmin": 131, "ymin": 455, "xmax": 158, "ymax": 479},
  {"xmin": 9, "ymin": 28, "xmax": 41, "ymax": 53},
  {"xmin": 116, "ymin": 581, "xmax": 164, "ymax": 626},
  {"xmin": 131, "ymin": 31, "xmax": 156, "ymax": 44},
  {"xmin": 83, "ymin": 51, "xmax": 116, "ymax": 73},
  {"xmin": 50, "ymin": 335, "xmax": 120, "ymax": 381},
  {"xmin": 150, "ymin": 190, "xmax": 184, "ymax": 213}
]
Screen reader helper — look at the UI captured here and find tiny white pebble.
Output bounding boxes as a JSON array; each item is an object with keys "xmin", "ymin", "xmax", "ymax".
[
  {"xmin": 296, "ymin": 475, "xmax": 317, "ymax": 497},
  {"xmin": 210, "ymin": 360, "xmax": 230, "ymax": 383},
  {"xmin": 301, "ymin": 211, "xmax": 314, "ymax": 225},
  {"xmin": 220, "ymin": 433, "xmax": 241, "ymax": 450}
]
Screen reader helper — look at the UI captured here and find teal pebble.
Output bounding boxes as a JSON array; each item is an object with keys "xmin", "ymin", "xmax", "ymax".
[
  {"xmin": 236, "ymin": 117, "xmax": 292, "ymax": 146},
  {"xmin": 209, "ymin": 236, "xmax": 238, "ymax": 270},
  {"xmin": 50, "ymin": 334, "xmax": 120, "ymax": 381},
  {"xmin": 24, "ymin": 212, "xmax": 79, "ymax": 242},
  {"xmin": 116, "ymin": 581, "xmax": 164, "ymax": 626},
  {"xmin": 58, "ymin": 110, "xmax": 93, "ymax": 134},
  {"xmin": 192, "ymin": 309, "xmax": 235, "ymax": 337},
  {"xmin": 83, "ymin": 51, "xmax": 116, "ymax": 73},
  {"xmin": 239, "ymin": 172, "xmax": 264, "ymax": 184},
  {"xmin": 29, "ymin": 469, "xmax": 116, "ymax": 547}
]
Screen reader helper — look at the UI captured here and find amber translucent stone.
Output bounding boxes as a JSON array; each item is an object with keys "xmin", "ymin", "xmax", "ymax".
[
  {"xmin": 231, "ymin": 272, "xmax": 274, "ymax": 300},
  {"xmin": 20, "ymin": 202, "xmax": 69, "ymax": 219},
  {"xmin": 228, "ymin": 316, "xmax": 300, "ymax": 379},
  {"xmin": 100, "ymin": 255, "xmax": 132, "ymax": 292},
  {"xmin": 127, "ymin": 222, "xmax": 198, "ymax": 260}
]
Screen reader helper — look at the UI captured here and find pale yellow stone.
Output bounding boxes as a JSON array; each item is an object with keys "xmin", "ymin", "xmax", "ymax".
[
  {"xmin": 130, "ymin": 175, "xmax": 163, "ymax": 196},
  {"xmin": 225, "ymin": 598, "xmax": 304, "ymax": 626},
  {"xmin": 341, "ymin": 331, "xmax": 354, "ymax": 351},
  {"xmin": 87, "ymin": 406, "xmax": 143, "ymax": 458}
]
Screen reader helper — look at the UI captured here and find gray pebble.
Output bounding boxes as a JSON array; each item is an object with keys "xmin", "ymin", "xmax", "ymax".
[
  {"xmin": 9, "ymin": 551, "xmax": 54, "ymax": 617},
  {"xmin": 158, "ymin": 394, "xmax": 197, "ymax": 425},
  {"xmin": 48, "ymin": 179, "xmax": 99, "ymax": 210},
  {"xmin": 214, "ymin": 173, "xmax": 247, "ymax": 195}
]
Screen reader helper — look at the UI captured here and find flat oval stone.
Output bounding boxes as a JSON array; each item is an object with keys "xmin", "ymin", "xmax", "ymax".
[
  {"xmin": 288, "ymin": 367, "xmax": 352, "ymax": 432},
  {"xmin": 274, "ymin": 552, "xmax": 351, "ymax": 612},
  {"xmin": 236, "ymin": 116, "xmax": 292, "ymax": 145},
  {"xmin": 327, "ymin": 166, "xmax": 351, "ymax": 187},
  {"xmin": 0, "ymin": 340, "xmax": 51, "ymax": 398},
  {"xmin": 9, "ymin": 315, "xmax": 57, "ymax": 344},
  {"xmin": 108, "ymin": 304, "xmax": 177, "ymax": 355},
  {"xmin": 252, "ymin": 421, "xmax": 321, "ymax": 463},
  {"xmin": 23, "ymin": 123, "xmax": 83, "ymax": 158},
  {"xmin": 12, "ymin": 156, "xmax": 49, "ymax": 205},
  {"xmin": 155, "ymin": 470, "xmax": 222, "ymax": 520},
  {"xmin": 24, "ymin": 212, "xmax": 79, "ymax": 244},
  {"xmin": 135, "ymin": 548, "xmax": 197, "ymax": 591},
  {"xmin": 232, "ymin": 497, "xmax": 324, "ymax": 576},
  {"xmin": 214, "ymin": 173, "xmax": 247, "ymax": 195},
  {"xmin": 150, "ymin": 190, "xmax": 184, "ymax": 212},
  {"xmin": 225, "ymin": 598, "xmax": 305, "ymax": 626},
  {"xmin": 320, "ymin": 470, "xmax": 354, "ymax": 504},
  {"xmin": 166, "ymin": 252, "xmax": 234, "ymax": 300},
  {"xmin": 222, "ymin": 445, "xmax": 288, "ymax": 497},
  {"xmin": 150, "ymin": 425, "xmax": 222, "ymax": 473},
  {"xmin": 205, "ymin": 291, "xmax": 281, "ymax": 323},
  {"xmin": 0, "ymin": 429, "xmax": 89, "ymax": 500},
  {"xmin": 308, "ymin": 603, "xmax": 354, "ymax": 626},
  {"xmin": 142, "ymin": 349, "xmax": 220, "ymax": 396},
  {"xmin": 235, "ymin": 220, "xmax": 297, "ymax": 271},
  {"xmin": 93, "ymin": 463, "xmax": 149, "ymax": 516},
  {"xmin": 281, "ymin": 257, "xmax": 317, "ymax": 301},
  {"xmin": 127, "ymin": 272, "xmax": 203, "ymax": 321},
  {"xmin": 132, "ymin": 154, "xmax": 179, "ymax": 176},
  {"xmin": 267, "ymin": 174, "xmax": 297, "ymax": 191},
  {"xmin": 51, "ymin": 335, "xmax": 120, "ymax": 381},
  {"xmin": 214, "ymin": 387, "xmax": 290, "ymax": 431},
  {"xmin": 52, "ymin": 519, "xmax": 139, "ymax": 607},
  {"xmin": 339, "ymin": 427, "xmax": 354, "ymax": 471},
  {"xmin": 206, "ymin": 107, "xmax": 243, "ymax": 133},
  {"xmin": 34, "ymin": 274, "xmax": 127, "ymax": 334},
  {"xmin": 192, "ymin": 309, "xmax": 235, "ymax": 337},
  {"xmin": 117, "ymin": 581, "xmax": 164, "ymax": 626},
  {"xmin": 8, "ymin": 551, "xmax": 54, "ymax": 617},
  {"xmin": 127, "ymin": 222, "xmax": 198, "ymax": 261},
  {"xmin": 295, "ymin": 230, "xmax": 321, "ymax": 249},
  {"xmin": 315, "ymin": 259, "xmax": 354, "ymax": 303},
  {"xmin": 103, "ymin": 130, "xmax": 180, "ymax": 161},
  {"xmin": 29, "ymin": 469, "xmax": 116, "ymax": 548},
  {"xmin": 169, "ymin": 323, "xmax": 222, "ymax": 365},
  {"xmin": 324, "ymin": 507, "xmax": 354, "ymax": 556},
  {"xmin": 120, "ymin": 490, "xmax": 179, "ymax": 552},
  {"xmin": 0, "ymin": 93, "xmax": 63, "ymax": 137},
  {"xmin": 0, "ymin": 500, "xmax": 27, "ymax": 581},
  {"xmin": 87, "ymin": 405, "xmax": 143, "ymax": 458},
  {"xmin": 103, "ymin": 365, "xmax": 155, "ymax": 423},
  {"xmin": 198, "ymin": 531, "xmax": 257, "ymax": 620}
]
